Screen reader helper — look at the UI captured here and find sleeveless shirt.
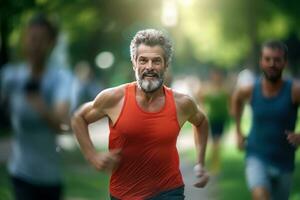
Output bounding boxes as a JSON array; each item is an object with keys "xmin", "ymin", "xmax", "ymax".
[
  {"xmin": 109, "ymin": 82, "xmax": 184, "ymax": 199},
  {"xmin": 247, "ymin": 78, "xmax": 298, "ymax": 172}
]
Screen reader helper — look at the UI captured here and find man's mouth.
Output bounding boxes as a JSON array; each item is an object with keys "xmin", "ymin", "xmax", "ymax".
[
  {"xmin": 143, "ymin": 73, "xmax": 158, "ymax": 78},
  {"xmin": 267, "ymin": 68, "xmax": 279, "ymax": 74}
]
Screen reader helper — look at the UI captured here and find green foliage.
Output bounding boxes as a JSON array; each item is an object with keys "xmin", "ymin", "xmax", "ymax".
[{"xmin": 2, "ymin": 0, "xmax": 300, "ymax": 82}]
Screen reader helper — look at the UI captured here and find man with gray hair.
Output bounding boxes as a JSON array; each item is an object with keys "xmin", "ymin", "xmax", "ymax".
[{"xmin": 71, "ymin": 29, "xmax": 209, "ymax": 199}]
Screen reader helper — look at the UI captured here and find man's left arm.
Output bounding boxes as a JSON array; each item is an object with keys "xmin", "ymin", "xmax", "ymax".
[
  {"xmin": 287, "ymin": 81, "xmax": 300, "ymax": 146},
  {"xmin": 187, "ymin": 98, "xmax": 210, "ymax": 188},
  {"xmin": 189, "ymin": 107, "xmax": 209, "ymax": 166}
]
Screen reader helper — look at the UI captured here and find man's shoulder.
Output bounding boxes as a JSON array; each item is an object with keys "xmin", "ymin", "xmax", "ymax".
[
  {"xmin": 94, "ymin": 83, "xmax": 128, "ymax": 108},
  {"xmin": 236, "ymin": 83, "xmax": 254, "ymax": 99},
  {"xmin": 1, "ymin": 62, "xmax": 26, "ymax": 74},
  {"xmin": 103, "ymin": 84, "xmax": 127, "ymax": 97},
  {"xmin": 172, "ymin": 89, "xmax": 196, "ymax": 109},
  {"xmin": 291, "ymin": 79, "xmax": 300, "ymax": 89},
  {"xmin": 46, "ymin": 65, "xmax": 72, "ymax": 81},
  {"xmin": 1, "ymin": 62, "xmax": 27, "ymax": 83},
  {"xmin": 291, "ymin": 79, "xmax": 300, "ymax": 104}
]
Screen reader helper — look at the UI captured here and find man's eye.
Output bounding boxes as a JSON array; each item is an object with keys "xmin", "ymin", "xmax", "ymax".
[
  {"xmin": 153, "ymin": 59, "xmax": 162, "ymax": 64},
  {"xmin": 139, "ymin": 59, "xmax": 147, "ymax": 64},
  {"xmin": 265, "ymin": 57, "xmax": 270, "ymax": 62}
]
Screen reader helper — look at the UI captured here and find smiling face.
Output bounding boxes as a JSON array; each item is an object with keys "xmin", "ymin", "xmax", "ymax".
[
  {"xmin": 260, "ymin": 47, "xmax": 287, "ymax": 83},
  {"xmin": 133, "ymin": 44, "xmax": 167, "ymax": 93}
]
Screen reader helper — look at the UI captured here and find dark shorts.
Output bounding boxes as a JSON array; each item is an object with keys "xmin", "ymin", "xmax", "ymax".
[
  {"xmin": 11, "ymin": 176, "xmax": 62, "ymax": 200},
  {"xmin": 210, "ymin": 120, "xmax": 226, "ymax": 139},
  {"xmin": 111, "ymin": 186, "xmax": 185, "ymax": 200}
]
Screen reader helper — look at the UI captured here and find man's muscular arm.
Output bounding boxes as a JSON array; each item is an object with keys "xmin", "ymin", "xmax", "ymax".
[
  {"xmin": 187, "ymin": 99, "xmax": 209, "ymax": 168},
  {"xmin": 175, "ymin": 92, "xmax": 209, "ymax": 188},
  {"xmin": 71, "ymin": 87, "xmax": 124, "ymax": 172}
]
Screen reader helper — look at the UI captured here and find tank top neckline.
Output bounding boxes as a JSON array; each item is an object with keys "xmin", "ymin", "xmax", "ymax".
[
  {"xmin": 132, "ymin": 82, "xmax": 168, "ymax": 114},
  {"xmin": 258, "ymin": 78, "xmax": 288, "ymax": 100}
]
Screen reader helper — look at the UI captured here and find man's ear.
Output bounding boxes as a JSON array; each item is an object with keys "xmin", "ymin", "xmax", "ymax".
[
  {"xmin": 164, "ymin": 57, "xmax": 169, "ymax": 69},
  {"xmin": 165, "ymin": 63, "xmax": 169, "ymax": 69},
  {"xmin": 132, "ymin": 57, "xmax": 138, "ymax": 70},
  {"xmin": 132, "ymin": 60, "xmax": 136, "ymax": 71}
]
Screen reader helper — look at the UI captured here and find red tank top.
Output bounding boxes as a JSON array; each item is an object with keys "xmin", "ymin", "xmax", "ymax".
[{"xmin": 109, "ymin": 82, "xmax": 183, "ymax": 199}]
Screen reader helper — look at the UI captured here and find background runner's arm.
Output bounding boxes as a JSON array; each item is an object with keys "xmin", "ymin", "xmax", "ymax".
[{"xmin": 231, "ymin": 87, "xmax": 250, "ymax": 150}]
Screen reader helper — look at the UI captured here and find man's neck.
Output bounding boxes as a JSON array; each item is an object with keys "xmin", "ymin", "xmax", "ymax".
[
  {"xmin": 262, "ymin": 78, "xmax": 283, "ymax": 97},
  {"xmin": 136, "ymin": 85, "xmax": 165, "ymax": 103},
  {"xmin": 135, "ymin": 84, "xmax": 166, "ymax": 113},
  {"xmin": 29, "ymin": 60, "xmax": 46, "ymax": 78}
]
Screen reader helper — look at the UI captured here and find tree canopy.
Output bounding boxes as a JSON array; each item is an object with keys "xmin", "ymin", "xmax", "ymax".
[{"xmin": 1, "ymin": 0, "xmax": 300, "ymax": 80}]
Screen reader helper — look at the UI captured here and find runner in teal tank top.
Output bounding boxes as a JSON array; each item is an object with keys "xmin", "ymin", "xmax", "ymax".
[{"xmin": 231, "ymin": 40, "xmax": 300, "ymax": 200}]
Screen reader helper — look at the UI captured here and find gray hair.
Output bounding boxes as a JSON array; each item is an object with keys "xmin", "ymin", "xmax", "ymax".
[{"xmin": 130, "ymin": 29, "xmax": 173, "ymax": 65}]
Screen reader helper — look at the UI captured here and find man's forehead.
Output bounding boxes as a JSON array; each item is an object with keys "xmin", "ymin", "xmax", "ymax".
[
  {"xmin": 26, "ymin": 25, "xmax": 52, "ymax": 38},
  {"xmin": 136, "ymin": 44, "xmax": 165, "ymax": 58},
  {"xmin": 262, "ymin": 47, "xmax": 285, "ymax": 56}
]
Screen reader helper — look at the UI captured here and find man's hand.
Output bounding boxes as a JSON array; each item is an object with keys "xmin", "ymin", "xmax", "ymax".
[
  {"xmin": 88, "ymin": 149, "xmax": 122, "ymax": 172},
  {"xmin": 193, "ymin": 164, "xmax": 209, "ymax": 188},
  {"xmin": 286, "ymin": 131, "xmax": 300, "ymax": 147},
  {"xmin": 237, "ymin": 133, "xmax": 246, "ymax": 151}
]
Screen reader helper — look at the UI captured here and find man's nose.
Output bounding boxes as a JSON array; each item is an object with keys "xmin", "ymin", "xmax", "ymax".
[
  {"xmin": 145, "ymin": 61, "xmax": 154, "ymax": 69},
  {"xmin": 269, "ymin": 59, "xmax": 275, "ymax": 67}
]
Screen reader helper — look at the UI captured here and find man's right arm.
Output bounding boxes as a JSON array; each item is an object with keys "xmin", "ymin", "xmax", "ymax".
[
  {"xmin": 287, "ymin": 80, "xmax": 300, "ymax": 146},
  {"xmin": 231, "ymin": 85, "xmax": 252, "ymax": 150},
  {"xmin": 71, "ymin": 88, "xmax": 123, "ymax": 171},
  {"xmin": 71, "ymin": 101, "xmax": 103, "ymax": 160}
]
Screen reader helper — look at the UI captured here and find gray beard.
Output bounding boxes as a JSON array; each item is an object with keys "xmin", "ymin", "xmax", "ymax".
[{"xmin": 135, "ymin": 70, "xmax": 164, "ymax": 93}]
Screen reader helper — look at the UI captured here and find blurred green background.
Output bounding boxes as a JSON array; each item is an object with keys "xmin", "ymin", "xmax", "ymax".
[{"xmin": 1, "ymin": 0, "xmax": 300, "ymax": 84}]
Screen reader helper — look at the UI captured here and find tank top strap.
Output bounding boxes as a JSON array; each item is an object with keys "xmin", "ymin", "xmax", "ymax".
[
  {"xmin": 125, "ymin": 82, "xmax": 137, "ymax": 106},
  {"xmin": 284, "ymin": 79, "xmax": 292, "ymax": 94},
  {"xmin": 250, "ymin": 78, "xmax": 261, "ymax": 106},
  {"xmin": 163, "ymin": 85, "xmax": 177, "ymax": 114},
  {"xmin": 126, "ymin": 82, "xmax": 136, "ymax": 94},
  {"xmin": 281, "ymin": 79, "xmax": 293, "ymax": 103}
]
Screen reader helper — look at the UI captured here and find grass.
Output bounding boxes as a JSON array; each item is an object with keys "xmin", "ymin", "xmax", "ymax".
[{"xmin": 61, "ymin": 149, "xmax": 110, "ymax": 200}]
